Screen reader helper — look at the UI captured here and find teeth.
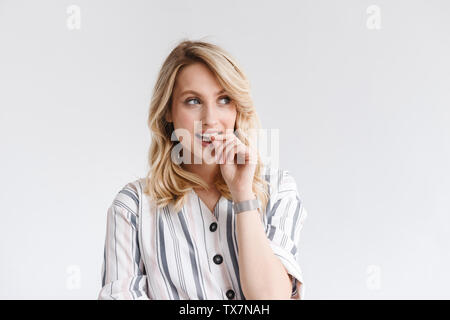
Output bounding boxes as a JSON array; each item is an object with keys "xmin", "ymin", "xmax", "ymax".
[{"xmin": 198, "ymin": 132, "xmax": 216, "ymax": 142}]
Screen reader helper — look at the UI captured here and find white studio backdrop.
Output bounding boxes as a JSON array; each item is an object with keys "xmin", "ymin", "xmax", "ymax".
[{"xmin": 1, "ymin": 0, "xmax": 449, "ymax": 299}]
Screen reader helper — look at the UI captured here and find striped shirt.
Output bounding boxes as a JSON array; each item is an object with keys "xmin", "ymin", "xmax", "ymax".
[{"xmin": 98, "ymin": 166, "xmax": 308, "ymax": 300}]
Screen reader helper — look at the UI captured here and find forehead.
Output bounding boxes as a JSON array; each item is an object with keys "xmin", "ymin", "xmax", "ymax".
[{"xmin": 173, "ymin": 62, "xmax": 223, "ymax": 95}]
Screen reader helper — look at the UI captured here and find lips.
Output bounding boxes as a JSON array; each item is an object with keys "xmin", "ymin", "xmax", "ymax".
[
  {"xmin": 195, "ymin": 133, "xmax": 213, "ymax": 142},
  {"xmin": 195, "ymin": 130, "xmax": 222, "ymax": 142}
]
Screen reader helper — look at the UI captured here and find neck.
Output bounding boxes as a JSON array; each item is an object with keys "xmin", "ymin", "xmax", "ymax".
[{"xmin": 182, "ymin": 162, "xmax": 220, "ymax": 190}]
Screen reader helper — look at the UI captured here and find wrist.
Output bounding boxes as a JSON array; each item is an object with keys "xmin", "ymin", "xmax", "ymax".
[{"xmin": 231, "ymin": 190, "xmax": 255, "ymax": 202}]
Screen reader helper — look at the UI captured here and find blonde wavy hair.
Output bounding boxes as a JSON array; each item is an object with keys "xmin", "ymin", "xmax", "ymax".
[{"xmin": 144, "ymin": 38, "xmax": 269, "ymax": 214}]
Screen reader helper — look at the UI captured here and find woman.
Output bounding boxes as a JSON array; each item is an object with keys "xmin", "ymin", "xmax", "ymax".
[{"xmin": 98, "ymin": 39, "xmax": 307, "ymax": 300}]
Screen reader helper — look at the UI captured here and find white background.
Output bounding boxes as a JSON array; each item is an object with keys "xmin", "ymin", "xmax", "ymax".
[{"xmin": 1, "ymin": 0, "xmax": 449, "ymax": 299}]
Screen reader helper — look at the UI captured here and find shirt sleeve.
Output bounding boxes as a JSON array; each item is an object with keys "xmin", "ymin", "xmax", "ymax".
[
  {"xmin": 98, "ymin": 182, "xmax": 150, "ymax": 300},
  {"xmin": 264, "ymin": 169, "xmax": 308, "ymax": 300}
]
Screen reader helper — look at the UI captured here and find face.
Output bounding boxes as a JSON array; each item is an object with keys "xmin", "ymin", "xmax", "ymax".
[{"xmin": 166, "ymin": 62, "xmax": 237, "ymax": 164}]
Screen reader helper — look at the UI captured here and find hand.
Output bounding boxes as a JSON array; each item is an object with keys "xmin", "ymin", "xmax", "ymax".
[{"xmin": 210, "ymin": 130, "xmax": 257, "ymax": 197}]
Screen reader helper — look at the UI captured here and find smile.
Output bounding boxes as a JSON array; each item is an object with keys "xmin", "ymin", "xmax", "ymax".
[{"xmin": 195, "ymin": 133, "xmax": 215, "ymax": 142}]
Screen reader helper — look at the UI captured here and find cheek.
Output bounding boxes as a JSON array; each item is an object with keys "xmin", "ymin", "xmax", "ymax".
[
  {"xmin": 224, "ymin": 108, "xmax": 237, "ymax": 127},
  {"xmin": 174, "ymin": 109, "xmax": 198, "ymax": 131},
  {"xmin": 173, "ymin": 109, "xmax": 198, "ymax": 148}
]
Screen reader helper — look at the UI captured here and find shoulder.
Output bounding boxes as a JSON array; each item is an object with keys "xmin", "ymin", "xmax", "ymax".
[
  {"xmin": 261, "ymin": 164, "xmax": 300, "ymax": 199},
  {"xmin": 111, "ymin": 177, "xmax": 147, "ymax": 216},
  {"xmin": 261, "ymin": 165, "xmax": 308, "ymax": 223}
]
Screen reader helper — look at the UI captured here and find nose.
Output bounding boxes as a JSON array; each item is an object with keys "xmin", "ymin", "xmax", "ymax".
[{"xmin": 201, "ymin": 102, "xmax": 219, "ymax": 127}]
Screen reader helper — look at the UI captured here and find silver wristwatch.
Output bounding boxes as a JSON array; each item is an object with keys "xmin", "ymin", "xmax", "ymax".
[{"xmin": 233, "ymin": 195, "xmax": 261, "ymax": 214}]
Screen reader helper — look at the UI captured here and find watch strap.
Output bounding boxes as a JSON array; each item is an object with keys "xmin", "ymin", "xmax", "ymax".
[{"xmin": 233, "ymin": 196, "xmax": 261, "ymax": 214}]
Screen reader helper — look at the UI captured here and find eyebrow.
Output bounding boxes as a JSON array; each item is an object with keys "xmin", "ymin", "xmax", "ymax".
[{"xmin": 179, "ymin": 89, "xmax": 226, "ymax": 97}]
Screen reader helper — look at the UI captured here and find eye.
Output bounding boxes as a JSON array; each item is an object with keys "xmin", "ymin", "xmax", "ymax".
[
  {"xmin": 184, "ymin": 96, "xmax": 232, "ymax": 106},
  {"xmin": 185, "ymin": 97, "xmax": 201, "ymax": 105},
  {"xmin": 219, "ymin": 96, "xmax": 231, "ymax": 105}
]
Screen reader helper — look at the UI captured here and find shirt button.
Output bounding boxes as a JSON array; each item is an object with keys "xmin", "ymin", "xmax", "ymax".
[
  {"xmin": 213, "ymin": 254, "xmax": 223, "ymax": 265},
  {"xmin": 226, "ymin": 289, "xmax": 235, "ymax": 299},
  {"xmin": 209, "ymin": 222, "xmax": 217, "ymax": 232}
]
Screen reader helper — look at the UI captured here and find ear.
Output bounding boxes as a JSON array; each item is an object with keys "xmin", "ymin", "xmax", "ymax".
[{"xmin": 165, "ymin": 111, "xmax": 172, "ymax": 123}]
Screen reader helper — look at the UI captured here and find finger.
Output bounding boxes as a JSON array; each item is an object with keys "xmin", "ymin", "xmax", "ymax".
[
  {"xmin": 219, "ymin": 139, "xmax": 236, "ymax": 164},
  {"xmin": 211, "ymin": 132, "xmax": 237, "ymax": 142},
  {"xmin": 210, "ymin": 138, "xmax": 231, "ymax": 164},
  {"xmin": 230, "ymin": 143, "xmax": 248, "ymax": 165},
  {"xmin": 234, "ymin": 136, "xmax": 257, "ymax": 164},
  {"xmin": 215, "ymin": 131, "xmax": 255, "ymax": 153},
  {"xmin": 235, "ymin": 143, "xmax": 248, "ymax": 164},
  {"xmin": 210, "ymin": 139, "xmax": 224, "ymax": 164},
  {"xmin": 211, "ymin": 132, "xmax": 240, "ymax": 162},
  {"xmin": 225, "ymin": 140, "xmax": 238, "ymax": 164},
  {"xmin": 202, "ymin": 139, "xmax": 216, "ymax": 162},
  {"xmin": 228, "ymin": 137, "xmax": 249, "ymax": 163}
]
